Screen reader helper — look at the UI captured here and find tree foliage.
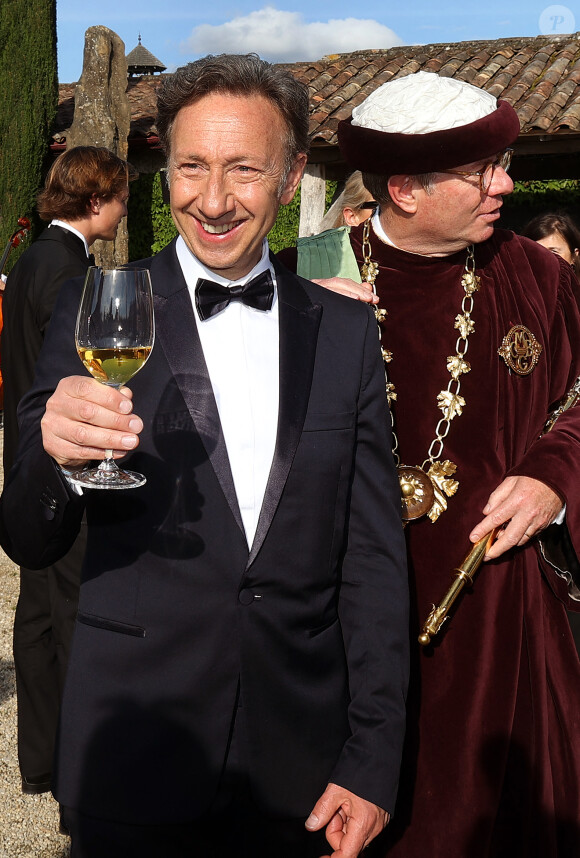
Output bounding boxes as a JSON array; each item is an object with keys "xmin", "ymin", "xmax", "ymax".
[{"xmin": 0, "ymin": 0, "xmax": 58, "ymax": 272}]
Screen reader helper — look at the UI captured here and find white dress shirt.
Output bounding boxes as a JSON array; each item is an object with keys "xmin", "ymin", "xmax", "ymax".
[
  {"xmin": 176, "ymin": 236, "xmax": 279, "ymax": 546},
  {"xmin": 371, "ymin": 209, "xmax": 397, "ymax": 248}
]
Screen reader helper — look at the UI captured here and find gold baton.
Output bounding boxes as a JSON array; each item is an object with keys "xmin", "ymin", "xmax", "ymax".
[
  {"xmin": 417, "ymin": 374, "xmax": 580, "ymax": 648},
  {"xmin": 418, "ymin": 528, "xmax": 498, "ymax": 646}
]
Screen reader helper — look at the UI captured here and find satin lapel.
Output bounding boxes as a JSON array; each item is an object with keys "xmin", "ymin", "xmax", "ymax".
[
  {"xmin": 247, "ymin": 259, "xmax": 322, "ymax": 566},
  {"xmin": 150, "ymin": 245, "xmax": 244, "ymax": 535}
]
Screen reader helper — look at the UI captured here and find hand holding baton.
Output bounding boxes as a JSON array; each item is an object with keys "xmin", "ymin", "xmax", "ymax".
[{"xmin": 418, "ymin": 371, "xmax": 580, "ymax": 648}]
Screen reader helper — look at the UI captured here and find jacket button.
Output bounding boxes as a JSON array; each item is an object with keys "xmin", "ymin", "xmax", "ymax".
[{"xmin": 238, "ymin": 589, "xmax": 254, "ymax": 606}]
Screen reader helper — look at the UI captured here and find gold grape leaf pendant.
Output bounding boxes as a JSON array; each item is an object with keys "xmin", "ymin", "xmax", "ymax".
[{"xmin": 426, "ymin": 460, "xmax": 459, "ymax": 522}]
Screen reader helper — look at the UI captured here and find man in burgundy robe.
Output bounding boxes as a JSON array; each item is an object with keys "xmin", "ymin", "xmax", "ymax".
[{"xmin": 284, "ymin": 72, "xmax": 580, "ymax": 856}]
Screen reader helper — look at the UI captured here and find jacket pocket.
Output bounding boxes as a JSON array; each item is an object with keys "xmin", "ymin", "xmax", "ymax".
[{"xmin": 77, "ymin": 611, "xmax": 146, "ymax": 638}]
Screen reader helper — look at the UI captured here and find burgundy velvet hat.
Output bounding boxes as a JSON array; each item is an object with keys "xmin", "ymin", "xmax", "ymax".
[{"xmin": 337, "ymin": 72, "xmax": 521, "ymax": 175}]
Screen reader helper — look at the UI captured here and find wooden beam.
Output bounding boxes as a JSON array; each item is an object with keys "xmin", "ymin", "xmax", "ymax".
[
  {"xmin": 299, "ymin": 164, "xmax": 326, "ymax": 237},
  {"xmin": 514, "ymin": 133, "xmax": 580, "ymax": 156}
]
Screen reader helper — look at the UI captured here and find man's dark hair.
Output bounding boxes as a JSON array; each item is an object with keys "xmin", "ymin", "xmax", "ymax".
[
  {"xmin": 37, "ymin": 146, "xmax": 137, "ymax": 222},
  {"xmin": 157, "ymin": 53, "xmax": 310, "ymax": 172}
]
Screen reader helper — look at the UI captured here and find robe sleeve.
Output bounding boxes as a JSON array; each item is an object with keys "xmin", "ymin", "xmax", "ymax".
[{"xmin": 505, "ymin": 259, "xmax": 580, "ymax": 603}]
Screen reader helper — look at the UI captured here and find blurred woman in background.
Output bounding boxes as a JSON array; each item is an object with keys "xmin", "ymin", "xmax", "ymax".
[
  {"xmin": 318, "ymin": 170, "xmax": 377, "ymax": 231},
  {"xmin": 522, "ymin": 211, "xmax": 580, "ymax": 277}
]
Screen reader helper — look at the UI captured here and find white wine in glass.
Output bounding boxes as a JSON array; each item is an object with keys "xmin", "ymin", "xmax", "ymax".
[{"xmin": 68, "ymin": 266, "xmax": 155, "ymax": 489}]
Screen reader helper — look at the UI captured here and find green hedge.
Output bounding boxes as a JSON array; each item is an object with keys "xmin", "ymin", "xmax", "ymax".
[
  {"xmin": 128, "ymin": 172, "xmax": 176, "ymax": 261},
  {"xmin": 499, "ymin": 179, "xmax": 580, "ymax": 232},
  {"xmin": 268, "ymin": 185, "xmax": 302, "ymax": 253}
]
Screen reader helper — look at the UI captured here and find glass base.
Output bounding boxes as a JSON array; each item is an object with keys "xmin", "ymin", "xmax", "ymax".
[{"xmin": 68, "ymin": 465, "xmax": 146, "ymax": 490}]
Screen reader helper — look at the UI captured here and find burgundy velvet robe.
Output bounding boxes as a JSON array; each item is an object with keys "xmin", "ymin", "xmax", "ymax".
[
  {"xmin": 279, "ymin": 226, "xmax": 580, "ymax": 855},
  {"xmin": 348, "ymin": 226, "xmax": 580, "ymax": 857}
]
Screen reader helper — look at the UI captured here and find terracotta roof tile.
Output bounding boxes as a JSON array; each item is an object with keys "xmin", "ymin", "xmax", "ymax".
[
  {"xmin": 55, "ymin": 32, "xmax": 580, "ymax": 149},
  {"xmin": 559, "ymin": 103, "xmax": 580, "ymax": 128}
]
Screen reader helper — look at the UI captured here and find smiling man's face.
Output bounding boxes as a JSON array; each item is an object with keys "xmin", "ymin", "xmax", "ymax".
[{"xmin": 168, "ymin": 92, "xmax": 305, "ymax": 281}]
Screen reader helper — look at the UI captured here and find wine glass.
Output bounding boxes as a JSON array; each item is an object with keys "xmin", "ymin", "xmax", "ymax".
[{"xmin": 68, "ymin": 267, "xmax": 155, "ymax": 489}]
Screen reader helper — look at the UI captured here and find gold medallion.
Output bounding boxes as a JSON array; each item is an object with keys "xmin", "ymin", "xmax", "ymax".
[
  {"xmin": 498, "ymin": 325, "xmax": 542, "ymax": 376},
  {"xmin": 362, "ymin": 237, "xmax": 482, "ymax": 524},
  {"xmin": 398, "ymin": 465, "xmax": 435, "ymax": 521}
]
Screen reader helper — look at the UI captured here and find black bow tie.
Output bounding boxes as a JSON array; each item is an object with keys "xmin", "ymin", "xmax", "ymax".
[{"xmin": 195, "ymin": 271, "xmax": 274, "ymax": 321}]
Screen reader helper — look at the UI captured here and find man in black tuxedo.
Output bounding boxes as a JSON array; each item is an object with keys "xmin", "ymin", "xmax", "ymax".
[
  {"xmin": 1, "ymin": 146, "xmax": 133, "ymax": 797},
  {"xmin": 0, "ymin": 55, "xmax": 409, "ymax": 858}
]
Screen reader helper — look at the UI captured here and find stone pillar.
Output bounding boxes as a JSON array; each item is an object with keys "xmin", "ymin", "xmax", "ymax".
[
  {"xmin": 298, "ymin": 164, "xmax": 326, "ymax": 237},
  {"xmin": 66, "ymin": 26, "xmax": 131, "ymax": 267}
]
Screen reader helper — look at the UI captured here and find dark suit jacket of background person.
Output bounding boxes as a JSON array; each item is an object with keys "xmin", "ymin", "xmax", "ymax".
[
  {"xmin": 1, "ymin": 224, "xmax": 90, "ymax": 784},
  {"xmin": 2, "ymin": 225, "xmax": 92, "ymax": 473},
  {"xmin": 0, "ymin": 237, "xmax": 409, "ymax": 824}
]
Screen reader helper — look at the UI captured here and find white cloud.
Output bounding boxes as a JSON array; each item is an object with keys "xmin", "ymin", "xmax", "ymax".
[{"xmin": 181, "ymin": 6, "xmax": 403, "ymax": 63}]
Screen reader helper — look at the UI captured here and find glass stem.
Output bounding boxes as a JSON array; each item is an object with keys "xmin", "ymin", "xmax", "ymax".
[
  {"xmin": 99, "ymin": 384, "xmax": 122, "ymax": 472},
  {"xmin": 97, "ymin": 452, "xmax": 119, "ymax": 474}
]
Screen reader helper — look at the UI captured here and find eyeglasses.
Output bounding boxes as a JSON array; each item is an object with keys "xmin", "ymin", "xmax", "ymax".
[{"xmin": 437, "ymin": 148, "xmax": 514, "ymax": 193}]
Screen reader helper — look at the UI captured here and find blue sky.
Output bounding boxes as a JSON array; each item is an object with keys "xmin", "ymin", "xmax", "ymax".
[{"xmin": 56, "ymin": 1, "xmax": 577, "ymax": 82}]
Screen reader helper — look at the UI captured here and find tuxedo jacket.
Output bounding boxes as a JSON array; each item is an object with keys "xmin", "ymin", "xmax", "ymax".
[
  {"xmin": 2, "ymin": 225, "xmax": 91, "ymax": 473},
  {"xmin": 0, "ymin": 238, "xmax": 409, "ymax": 824}
]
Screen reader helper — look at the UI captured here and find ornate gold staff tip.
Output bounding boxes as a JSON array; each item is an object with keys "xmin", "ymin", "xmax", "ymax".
[{"xmin": 418, "ymin": 529, "xmax": 498, "ymax": 646}]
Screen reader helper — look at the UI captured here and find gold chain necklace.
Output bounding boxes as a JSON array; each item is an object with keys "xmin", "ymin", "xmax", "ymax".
[{"xmin": 361, "ymin": 219, "xmax": 481, "ymax": 523}]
